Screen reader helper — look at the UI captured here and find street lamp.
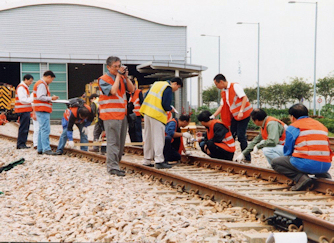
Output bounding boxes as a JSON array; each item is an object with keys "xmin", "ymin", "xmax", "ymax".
[
  {"xmin": 201, "ymin": 34, "xmax": 221, "ymax": 103},
  {"xmin": 237, "ymin": 22, "xmax": 260, "ymax": 109},
  {"xmin": 288, "ymin": 1, "xmax": 318, "ymax": 115}
]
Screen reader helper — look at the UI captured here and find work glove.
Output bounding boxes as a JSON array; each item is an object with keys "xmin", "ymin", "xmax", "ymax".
[
  {"xmin": 209, "ymin": 115, "xmax": 215, "ymax": 120},
  {"xmin": 253, "ymin": 145, "xmax": 259, "ymax": 154},
  {"xmin": 82, "ymin": 127, "xmax": 88, "ymax": 136},
  {"xmin": 68, "ymin": 141, "xmax": 75, "ymax": 148},
  {"xmin": 182, "ymin": 132, "xmax": 192, "ymax": 139},
  {"xmin": 190, "ymin": 138, "xmax": 197, "ymax": 143},
  {"xmin": 185, "ymin": 151, "xmax": 192, "ymax": 156},
  {"xmin": 235, "ymin": 153, "xmax": 245, "ymax": 163}
]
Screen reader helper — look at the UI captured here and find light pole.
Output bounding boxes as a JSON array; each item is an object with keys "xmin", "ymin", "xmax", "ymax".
[
  {"xmin": 288, "ymin": 1, "xmax": 318, "ymax": 115},
  {"xmin": 201, "ymin": 34, "xmax": 221, "ymax": 103},
  {"xmin": 237, "ymin": 22, "xmax": 260, "ymax": 108}
]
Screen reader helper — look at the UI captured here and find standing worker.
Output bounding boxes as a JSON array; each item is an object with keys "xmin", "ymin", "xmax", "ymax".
[
  {"xmin": 196, "ymin": 110, "xmax": 235, "ymax": 160},
  {"xmin": 211, "ymin": 74, "xmax": 253, "ymax": 162},
  {"xmin": 163, "ymin": 114, "xmax": 192, "ymax": 165},
  {"xmin": 15, "ymin": 74, "xmax": 34, "ymax": 149},
  {"xmin": 140, "ymin": 77, "xmax": 183, "ymax": 169},
  {"xmin": 98, "ymin": 56, "xmax": 134, "ymax": 177},
  {"xmin": 235, "ymin": 109, "xmax": 287, "ymax": 165},
  {"xmin": 271, "ymin": 104, "xmax": 333, "ymax": 191},
  {"xmin": 127, "ymin": 78, "xmax": 143, "ymax": 143},
  {"xmin": 33, "ymin": 70, "xmax": 59, "ymax": 155}
]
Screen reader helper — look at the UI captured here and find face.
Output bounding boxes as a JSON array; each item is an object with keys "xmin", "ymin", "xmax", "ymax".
[
  {"xmin": 214, "ymin": 79, "xmax": 226, "ymax": 89},
  {"xmin": 252, "ymin": 119, "xmax": 262, "ymax": 127},
  {"xmin": 44, "ymin": 76, "xmax": 55, "ymax": 84},
  {"xmin": 171, "ymin": 82, "xmax": 181, "ymax": 92},
  {"xmin": 107, "ymin": 61, "xmax": 121, "ymax": 75},
  {"xmin": 24, "ymin": 78, "xmax": 34, "ymax": 86},
  {"xmin": 179, "ymin": 120, "xmax": 190, "ymax": 128}
]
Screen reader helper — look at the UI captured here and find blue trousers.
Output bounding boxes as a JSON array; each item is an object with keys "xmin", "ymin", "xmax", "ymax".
[
  {"xmin": 36, "ymin": 111, "xmax": 51, "ymax": 153},
  {"xmin": 163, "ymin": 135, "xmax": 181, "ymax": 162},
  {"xmin": 17, "ymin": 112, "xmax": 31, "ymax": 148},
  {"xmin": 56, "ymin": 124, "xmax": 88, "ymax": 153}
]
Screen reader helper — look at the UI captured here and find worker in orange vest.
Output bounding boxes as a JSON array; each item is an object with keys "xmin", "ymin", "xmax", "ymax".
[
  {"xmin": 196, "ymin": 110, "xmax": 236, "ymax": 160},
  {"xmin": 33, "ymin": 71, "xmax": 59, "ymax": 155},
  {"xmin": 211, "ymin": 74, "xmax": 253, "ymax": 162},
  {"xmin": 235, "ymin": 109, "xmax": 287, "ymax": 165},
  {"xmin": 15, "ymin": 74, "xmax": 34, "ymax": 149},
  {"xmin": 272, "ymin": 104, "xmax": 333, "ymax": 191},
  {"xmin": 98, "ymin": 56, "xmax": 134, "ymax": 177}
]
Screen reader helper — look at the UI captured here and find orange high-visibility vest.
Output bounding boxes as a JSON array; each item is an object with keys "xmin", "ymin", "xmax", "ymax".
[
  {"xmin": 222, "ymin": 83, "xmax": 252, "ymax": 121},
  {"xmin": 261, "ymin": 116, "xmax": 286, "ymax": 145},
  {"xmin": 291, "ymin": 117, "xmax": 333, "ymax": 163},
  {"xmin": 64, "ymin": 104, "xmax": 92, "ymax": 122},
  {"xmin": 130, "ymin": 89, "xmax": 142, "ymax": 116},
  {"xmin": 15, "ymin": 83, "xmax": 32, "ymax": 113},
  {"xmin": 98, "ymin": 74, "xmax": 127, "ymax": 120},
  {"xmin": 207, "ymin": 119, "xmax": 236, "ymax": 153},
  {"xmin": 220, "ymin": 90, "xmax": 232, "ymax": 127},
  {"xmin": 33, "ymin": 80, "xmax": 52, "ymax": 113},
  {"xmin": 166, "ymin": 118, "xmax": 185, "ymax": 154}
]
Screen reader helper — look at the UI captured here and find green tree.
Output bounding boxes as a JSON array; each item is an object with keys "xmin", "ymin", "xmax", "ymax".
[
  {"xmin": 265, "ymin": 82, "xmax": 291, "ymax": 109},
  {"xmin": 244, "ymin": 87, "xmax": 257, "ymax": 105},
  {"xmin": 316, "ymin": 76, "xmax": 334, "ymax": 104},
  {"xmin": 287, "ymin": 77, "xmax": 312, "ymax": 103},
  {"xmin": 202, "ymin": 85, "xmax": 219, "ymax": 106}
]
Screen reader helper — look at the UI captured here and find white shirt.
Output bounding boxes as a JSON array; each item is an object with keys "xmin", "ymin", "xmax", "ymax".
[
  {"xmin": 17, "ymin": 82, "xmax": 33, "ymax": 104},
  {"xmin": 220, "ymin": 81, "xmax": 246, "ymax": 107}
]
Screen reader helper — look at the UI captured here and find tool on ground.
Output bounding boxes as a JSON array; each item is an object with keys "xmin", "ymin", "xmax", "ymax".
[{"xmin": 0, "ymin": 158, "xmax": 25, "ymax": 173}]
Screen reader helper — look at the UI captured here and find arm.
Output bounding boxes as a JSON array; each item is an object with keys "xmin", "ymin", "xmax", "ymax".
[
  {"xmin": 210, "ymin": 123, "xmax": 228, "ymax": 143},
  {"xmin": 212, "ymin": 105, "xmax": 222, "ymax": 117},
  {"xmin": 110, "ymin": 73, "xmax": 122, "ymax": 95},
  {"xmin": 283, "ymin": 126, "xmax": 299, "ymax": 156},
  {"xmin": 237, "ymin": 96, "xmax": 248, "ymax": 119},
  {"xmin": 66, "ymin": 113, "xmax": 76, "ymax": 141},
  {"xmin": 161, "ymin": 87, "xmax": 173, "ymax": 111},
  {"xmin": 17, "ymin": 86, "xmax": 33, "ymax": 104},
  {"xmin": 165, "ymin": 121, "xmax": 177, "ymax": 137},
  {"xmin": 242, "ymin": 134, "xmax": 263, "ymax": 156},
  {"xmin": 257, "ymin": 121, "xmax": 282, "ymax": 149},
  {"xmin": 36, "ymin": 84, "xmax": 52, "ymax": 102},
  {"xmin": 139, "ymin": 91, "xmax": 144, "ymax": 105}
]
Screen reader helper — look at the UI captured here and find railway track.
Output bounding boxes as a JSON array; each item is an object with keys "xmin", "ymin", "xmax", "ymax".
[{"xmin": 1, "ymin": 132, "xmax": 333, "ymax": 242}]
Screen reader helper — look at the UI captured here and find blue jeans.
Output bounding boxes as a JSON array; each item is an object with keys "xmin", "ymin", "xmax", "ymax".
[
  {"xmin": 36, "ymin": 111, "xmax": 51, "ymax": 153},
  {"xmin": 262, "ymin": 145, "xmax": 284, "ymax": 165},
  {"xmin": 230, "ymin": 116, "xmax": 251, "ymax": 161},
  {"xmin": 17, "ymin": 112, "xmax": 31, "ymax": 147},
  {"xmin": 56, "ymin": 124, "xmax": 88, "ymax": 153}
]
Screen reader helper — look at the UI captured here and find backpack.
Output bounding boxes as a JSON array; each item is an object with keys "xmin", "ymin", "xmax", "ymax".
[{"xmin": 67, "ymin": 98, "xmax": 85, "ymax": 108}]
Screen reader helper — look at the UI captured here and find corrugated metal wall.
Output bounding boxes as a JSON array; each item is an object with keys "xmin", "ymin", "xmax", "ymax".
[{"xmin": 0, "ymin": 4, "xmax": 187, "ymax": 63}]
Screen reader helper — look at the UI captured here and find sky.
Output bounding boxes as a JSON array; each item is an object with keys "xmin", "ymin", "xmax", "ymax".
[
  {"xmin": 113, "ymin": 0, "xmax": 334, "ymax": 106},
  {"xmin": 1, "ymin": 0, "xmax": 333, "ymax": 107}
]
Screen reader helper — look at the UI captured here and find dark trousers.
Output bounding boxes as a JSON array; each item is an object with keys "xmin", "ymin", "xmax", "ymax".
[
  {"xmin": 163, "ymin": 135, "xmax": 181, "ymax": 162},
  {"xmin": 17, "ymin": 112, "xmax": 31, "ymax": 147},
  {"xmin": 200, "ymin": 141, "xmax": 234, "ymax": 161},
  {"xmin": 271, "ymin": 156, "xmax": 331, "ymax": 182},
  {"xmin": 230, "ymin": 116, "xmax": 251, "ymax": 161},
  {"xmin": 128, "ymin": 116, "xmax": 143, "ymax": 142}
]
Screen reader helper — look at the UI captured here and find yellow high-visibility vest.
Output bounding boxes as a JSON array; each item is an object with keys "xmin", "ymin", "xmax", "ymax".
[{"xmin": 139, "ymin": 81, "xmax": 170, "ymax": 124}]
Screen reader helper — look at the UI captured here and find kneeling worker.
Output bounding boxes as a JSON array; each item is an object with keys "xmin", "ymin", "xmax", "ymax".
[
  {"xmin": 235, "ymin": 109, "xmax": 287, "ymax": 165},
  {"xmin": 196, "ymin": 110, "xmax": 235, "ymax": 160},
  {"xmin": 162, "ymin": 114, "xmax": 192, "ymax": 165},
  {"xmin": 271, "ymin": 104, "xmax": 333, "ymax": 191},
  {"xmin": 56, "ymin": 103, "xmax": 94, "ymax": 155}
]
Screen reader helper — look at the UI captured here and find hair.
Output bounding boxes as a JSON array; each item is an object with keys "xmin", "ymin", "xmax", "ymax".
[
  {"xmin": 78, "ymin": 107, "xmax": 90, "ymax": 118},
  {"xmin": 250, "ymin": 108, "xmax": 267, "ymax": 121},
  {"xmin": 289, "ymin": 104, "xmax": 308, "ymax": 119},
  {"xmin": 197, "ymin": 110, "xmax": 212, "ymax": 122},
  {"xmin": 89, "ymin": 94, "xmax": 99, "ymax": 100},
  {"xmin": 213, "ymin": 74, "xmax": 226, "ymax": 82},
  {"xmin": 179, "ymin": 114, "xmax": 190, "ymax": 122},
  {"xmin": 23, "ymin": 74, "xmax": 34, "ymax": 81},
  {"xmin": 106, "ymin": 56, "xmax": 121, "ymax": 66},
  {"xmin": 170, "ymin": 77, "xmax": 183, "ymax": 88},
  {"xmin": 43, "ymin": 70, "xmax": 56, "ymax": 78}
]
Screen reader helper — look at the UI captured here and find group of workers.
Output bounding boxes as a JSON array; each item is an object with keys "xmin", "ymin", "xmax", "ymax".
[{"xmin": 13, "ymin": 56, "xmax": 332, "ymax": 191}]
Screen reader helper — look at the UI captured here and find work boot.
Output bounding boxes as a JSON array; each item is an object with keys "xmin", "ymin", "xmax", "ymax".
[
  {"xmin": 291, "ymin": 174, "xmax": 313, "ymax": 191},
  {"xmin": 314, "ymin": 173, "xmax": 332, "ymax": 179},
  {"xmin": 143, "ymin": 163, "xmax": 154, "ymax": 167},
  {"xmin": 37, "ymin": 151, "xmax": 43, "ymax": 155},
  {"xmin": 155, "ymin": 162, "xmax": 172, "ymax": 169},
  {"xmin": 109, "ymin": 169, "xmax": 125, "ymax": 177},
  {"xmin": 17, "ymin": 145, "xmax": 30, "ymax": 149},
  {"xmin": 89, "ymin": 147, "xmax": 99, "ymax": 152},
  {"xmin": 43, "ymin": 150, "xmax": 58, "ymax": 156},
  {"xmin": 55, "ymin": 150, "xmax": 63, "ymax": 155}
]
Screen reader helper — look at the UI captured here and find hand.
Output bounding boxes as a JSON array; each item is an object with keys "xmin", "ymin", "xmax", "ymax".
[
  {"xmin": 51, "ymin": 95, "xmax": 59, "ymax": 100},
  {"xmin": 182, "ymin": 132, "xmax": 192, "ymax": 139},
  {"xmin": 253, "ymin": 145, "xmax": 259, "ymax": 154},
  {"xmin": 235, "ymin": 153, "xmax": 245, "ymax": 163},
  {"xmin": 185, "ymin": 151, "xmax": 191, "ymax": 156},
  {"xmin": 209, "ymin": 115, "xmax": 215, "ymax": 120},
  {"xmin": 68, "ymin": 141, "xmax": 75, "ymax": 148},
  {"xmin": 32, "ymin": 112, "xmax": 37, "ymax": 121},
  {"xmin": 82, "ymin": 127, "xmax": 88, "ymax": 135},
  {"xmin": 196, "ymin": 132, "xmax": 202, "ymax": 137},
  {"xmin": 237, "ymin": 111, "xmax": 244, "ymax": 119}
]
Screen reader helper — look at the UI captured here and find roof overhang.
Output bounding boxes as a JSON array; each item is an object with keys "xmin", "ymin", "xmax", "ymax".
[{"xmin": 137, "ymin": 61, "xmax": 207, "ymax": 79}]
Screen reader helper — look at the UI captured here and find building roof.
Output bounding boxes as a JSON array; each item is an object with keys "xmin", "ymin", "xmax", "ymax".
[
  {"xmin": 0, "ymin": 0, "xmax": 186, "ymax": 27},
  {"xmin": 137, "ymin": 61, "xmax": 208, "ymax": 79}
]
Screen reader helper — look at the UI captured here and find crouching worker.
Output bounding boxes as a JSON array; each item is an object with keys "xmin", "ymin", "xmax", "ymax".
[
  {"xmin": 271, "ymin": 104, "xmax": 333, "ymax": 191},
  {"xmin": 196, "ymin": 110, "xmax": 235, "ymax": 160},
  {"xmin": 235, "ymin": 109, "xmax": 287, "ymax": 165},
  {"xmin": 56, "ymin": 104, "xmax": 94, "ymax": 155},
  {"xmin": 162, "ymin": 115, "xmax": 192, "ymax": 166}
]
